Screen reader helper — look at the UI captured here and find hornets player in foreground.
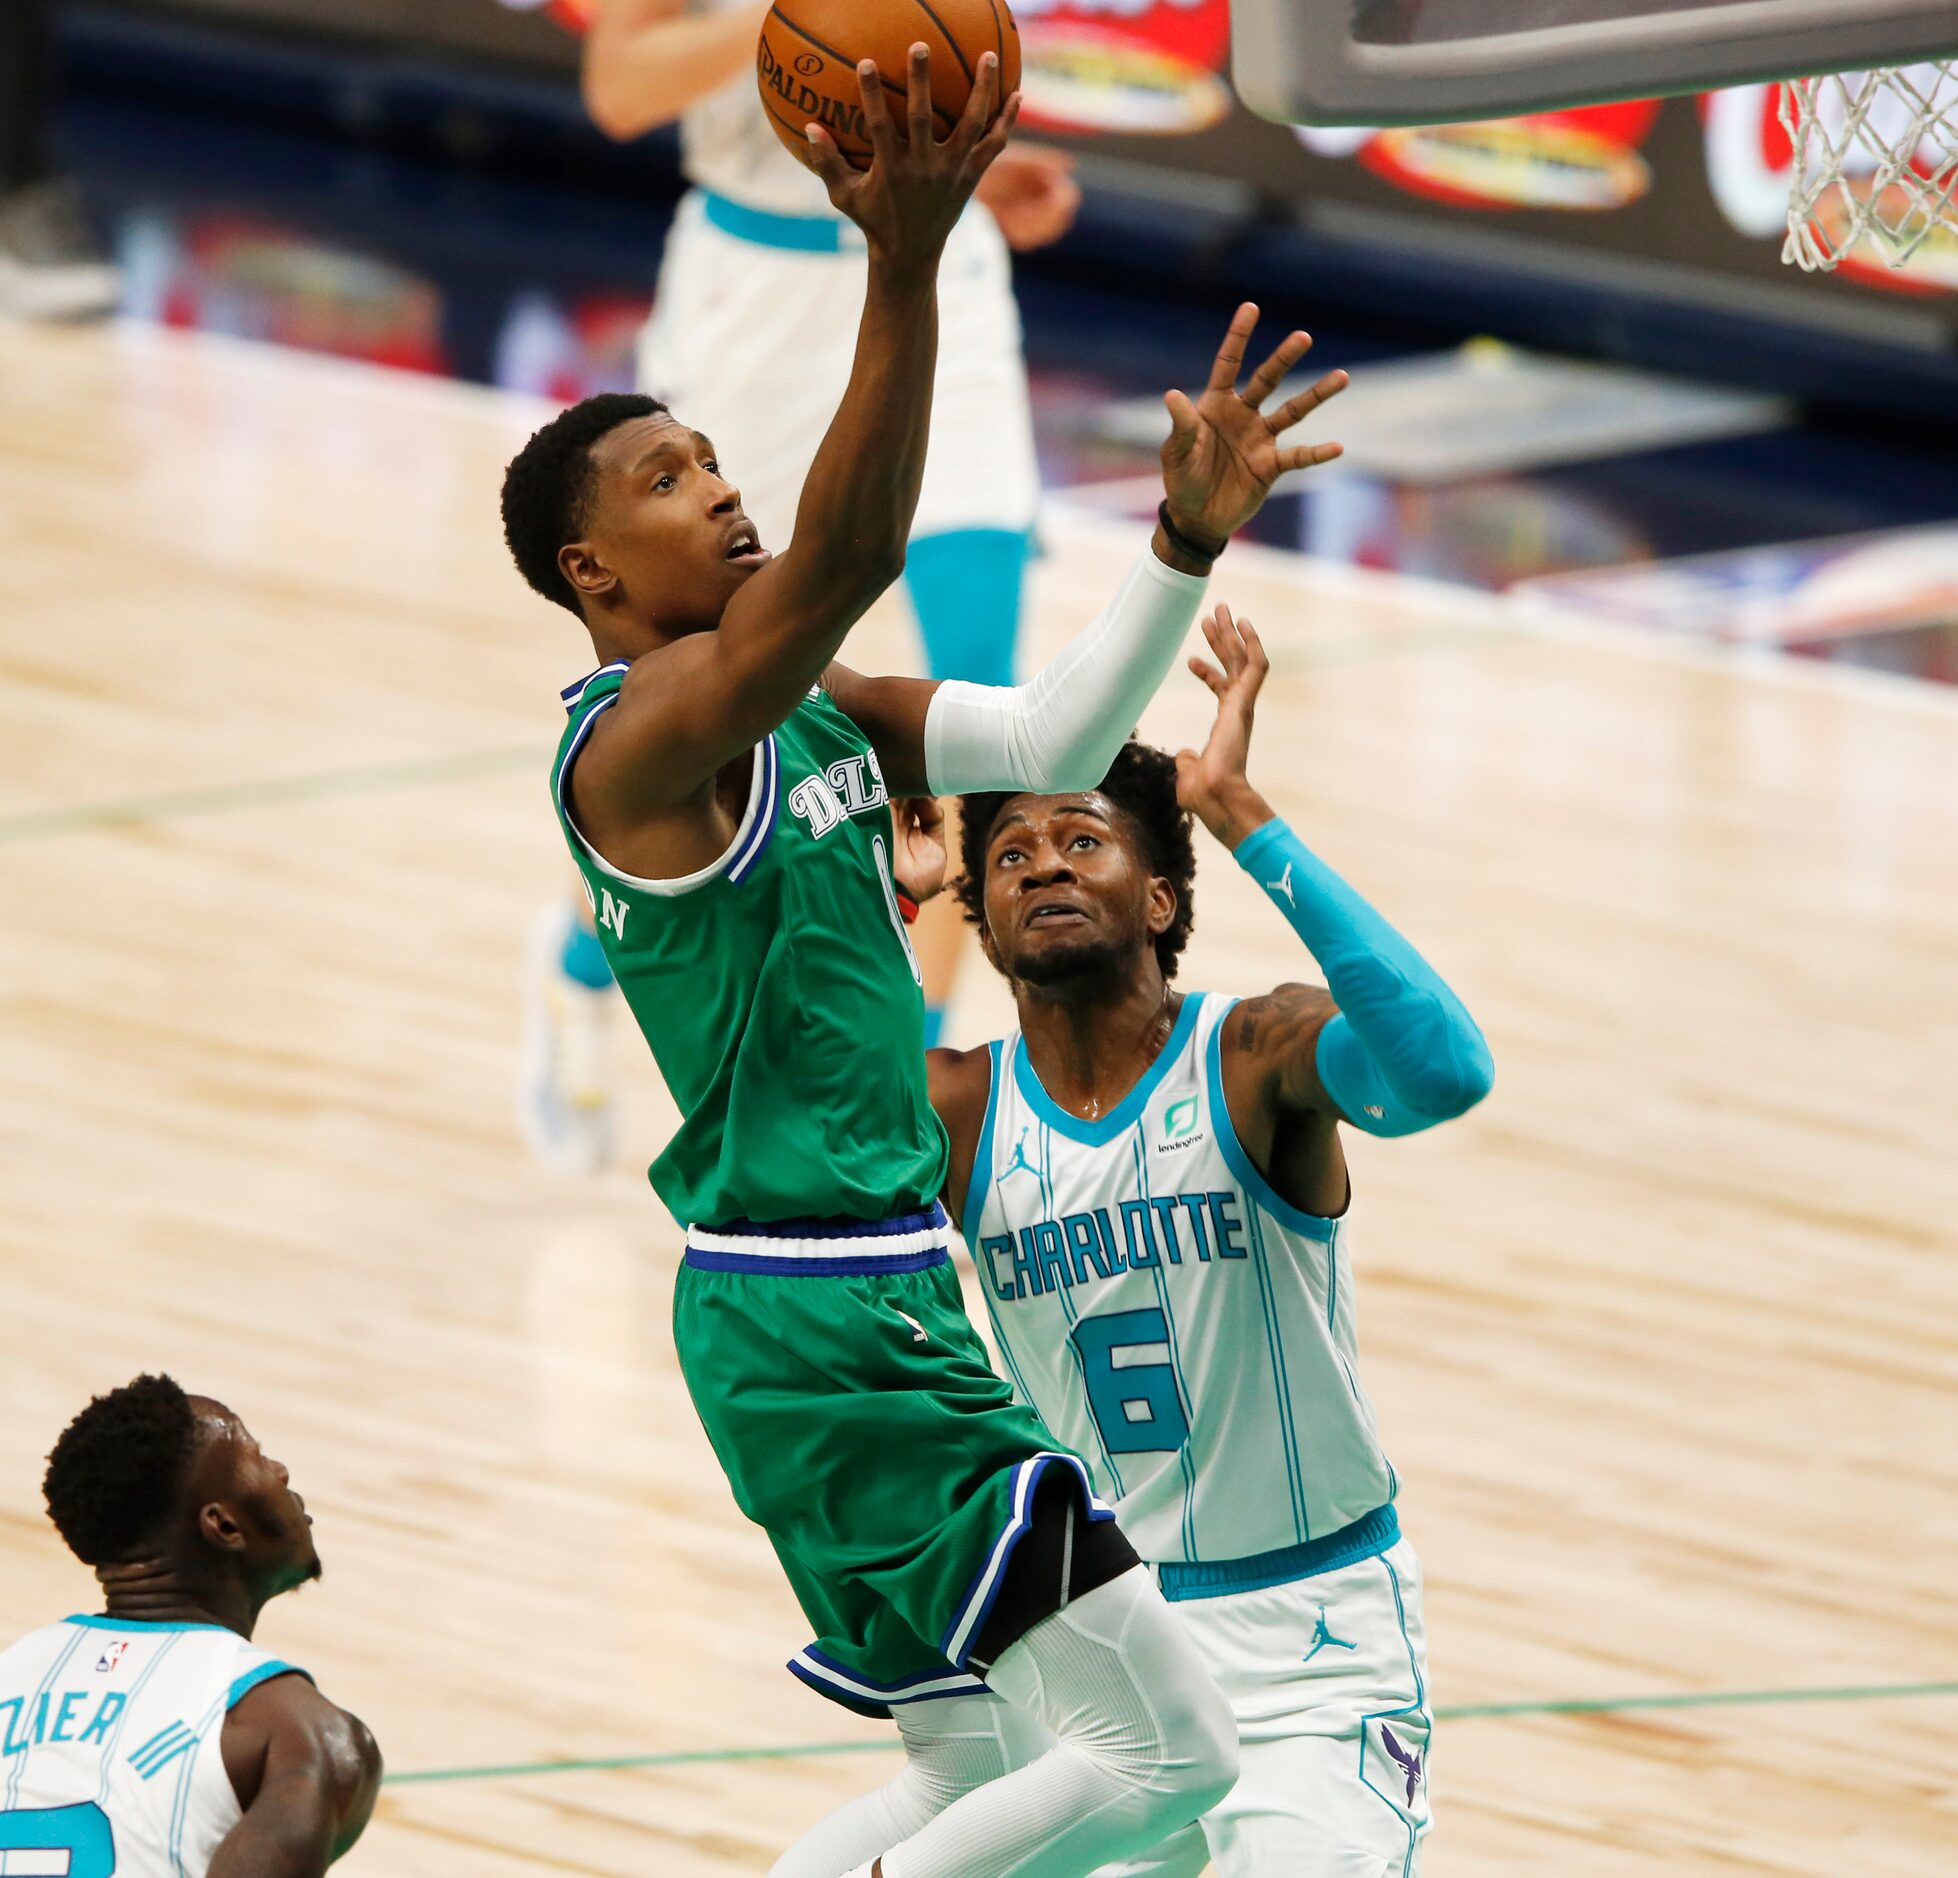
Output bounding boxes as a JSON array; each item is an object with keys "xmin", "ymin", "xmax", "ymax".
[
  {"xmin": 0, "ymin": 1376, "xmax": 379, "ymax": 1876},
  {"xmin": 873, "ymin": 607, "xmax": 1492, "ymax": 1875},
  {"xmin": 499, "ymin": 43, "xmax": 1350, "ymax": 1878}
]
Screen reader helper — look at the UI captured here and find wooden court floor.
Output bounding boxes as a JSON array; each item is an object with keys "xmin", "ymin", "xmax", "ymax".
[{"xmin": 1, "ymin": 321, "xmax": 1953, "ymax": 1875}]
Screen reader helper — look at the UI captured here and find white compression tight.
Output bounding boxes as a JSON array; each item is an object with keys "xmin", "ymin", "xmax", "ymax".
[
  {"xmin": 767, "ymin": 1697, "xmax": 1054, "ymax": 1878},
  {"xmin": 921, "ymin": 547, "xmax": 1209, "ymax": 796},
  {"xmin": 772, "ymin": 1567, "xmax": 1238, "ymax": 1878}
]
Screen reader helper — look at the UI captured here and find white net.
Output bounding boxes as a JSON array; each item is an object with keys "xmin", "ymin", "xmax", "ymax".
[{"xmin": 1781, "ymin": 63, "xmax": 1958, "ymax": 273}]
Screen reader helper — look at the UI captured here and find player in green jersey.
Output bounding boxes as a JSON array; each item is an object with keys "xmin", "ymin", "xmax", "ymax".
[{"xmin": 499, "ymin": 48, "xmax": 1349, "ymax": 1878}]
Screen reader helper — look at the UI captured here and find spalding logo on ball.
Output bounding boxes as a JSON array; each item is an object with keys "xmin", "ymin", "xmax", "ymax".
[{"xmin": 756, "ymin": 0, "xmax": 1022, "ymax": 168}]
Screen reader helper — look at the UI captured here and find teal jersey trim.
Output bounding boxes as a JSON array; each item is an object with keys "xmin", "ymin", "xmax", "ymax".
[
  {"xmin": 958, "ymin": 1041, "xmax": 1004, "ymax": 1259},
  {"xmin": 962, "ymin": 1042, "xmax": 1044, "ymax": 1416},
  {"xmin": 1157, "ymin": 1504, "xmax": 1400, "ymax": 1601},
  {"xmin": 1012, "ymin": 994, "xmax": 1202, "ymax": 1147},
  {"xmin": 700, "ymin": 189, "xmax": 851, "ymax": 252},
  {"xmin": 64, "ymin": 1616, "xmax": 231, "ymax": 1633},
  {"xmin": 1202, "ymin": 1001, "xmax": 1340, "ymax": 1242},
  {"xmin": 1243, "ymin": 1187, "xmax": 1311, "ymax": 1545},
  {"xmin": 227, "ymin": 1661, "xmax": 311, "ymax": 1710}
]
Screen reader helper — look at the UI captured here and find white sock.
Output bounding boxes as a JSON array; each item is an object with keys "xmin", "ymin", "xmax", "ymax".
[{"xmin": 875, "ymin": 1567, "xmax": 1238, "ymax": 1878}]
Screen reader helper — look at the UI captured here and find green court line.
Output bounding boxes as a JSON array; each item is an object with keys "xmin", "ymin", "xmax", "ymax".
[
  {"xmin": 383, "ymin": 1679, "xmax": 1958, "ymax": 1787},
  {"xmin": 1435, "ymin": 1679, "xmax": 1958, "ymax": 1721},
  {"xmin": 387, "ymin": 1741, "xmax": 900, "ymax": 1788},
  {"xmin": 0, "ymin": 746, "xmax": 543, "ymax": 846},
  {"xmin": 0, "ymin": 623, "xmax": 1523, "ymax": 851}
]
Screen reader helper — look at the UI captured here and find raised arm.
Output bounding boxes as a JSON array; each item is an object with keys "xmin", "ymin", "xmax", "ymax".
[
  {"xmin": 582, "ymin": 0, "xmax": 768, "ymax": 141},
  {"xmin": 211, "ymin": 1678, "xmax": 381, "ymax": 1878},
  {"xmin": 1183, "ymin": 608, "xmax": 1494, "ymax": 1146},
  {"xmin": 573, "ymin": 51, "xmax": 1019, "ymax": 833},
  {"xmin": 826, "ymin": 304, "xmax": 1348, "ymax": 795}
]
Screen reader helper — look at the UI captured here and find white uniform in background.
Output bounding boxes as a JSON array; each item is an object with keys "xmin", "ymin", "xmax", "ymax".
[
  {"xmin": 644, "ymin": 0, "xmax": 1041, "ymax": 552},
  {"xmin": 963, "ymin": 991, "xmax": 1434, "ymax": 1878},
  {"xmin": 0, "ymin": 1616, "xmax": 305, "ymax": 1876}
]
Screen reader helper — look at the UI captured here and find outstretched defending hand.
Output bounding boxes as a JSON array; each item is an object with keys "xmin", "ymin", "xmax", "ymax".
[
  {"xmin": 1161, "ymin": 306, "xmax": 1348, "ymax": 558},
  {"xmin": 804, "ymin": 46, "xmax": 1022, "ymax": 271},
  {"xmin": 1176, "ymin": 603, "xmax": 1277, "ymax": 852}
]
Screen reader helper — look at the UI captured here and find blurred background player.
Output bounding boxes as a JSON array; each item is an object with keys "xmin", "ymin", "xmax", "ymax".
[
  {"xmin": 0, "ymin": 1375, "xmax": 380, "ymax": 1876},
  {"xmin": 818, "ymin": 606, "xmax": 1492, "ymax": 1876},
  {"xmin": 0, "ymin": 0, "xmax": 121, "ymax": 320},
  {"xmin": 518, "ymin": 0, "xmax": 1082, "ymax": 1173}
]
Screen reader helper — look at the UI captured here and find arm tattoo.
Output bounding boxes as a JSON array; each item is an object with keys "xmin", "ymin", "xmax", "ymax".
[{"xmin": 1236, "ymin": 984, "xmax": 1334, "ymax": 1057}]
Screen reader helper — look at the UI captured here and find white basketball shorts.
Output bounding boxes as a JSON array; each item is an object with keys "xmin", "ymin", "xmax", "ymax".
[
  {"xmin": 637, "ymin": 190, "xmax": 1041, "ymax": 553},
  {"xmin": 1102, "ymin": 1536, "xmax": 1435, "ymax": 1878}
]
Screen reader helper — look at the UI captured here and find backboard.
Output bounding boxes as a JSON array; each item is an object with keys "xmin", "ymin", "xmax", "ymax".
[{"xmin": 1232, "ymin": 1, "xmax": 1958, "ymax": 127}]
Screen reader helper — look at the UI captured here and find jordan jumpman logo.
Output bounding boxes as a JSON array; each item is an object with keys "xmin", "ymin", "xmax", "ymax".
[
  {"xmin": 1004, "ymin": 1127, "xmax": 1038, "ymax": 1180},
  {"xmin": 1301, "ymin": 1604, "xmax": 1358, "ymax": 1663}
]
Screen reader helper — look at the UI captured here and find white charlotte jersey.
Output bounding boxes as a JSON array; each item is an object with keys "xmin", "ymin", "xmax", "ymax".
[
  {"xmin": 0, "ymin": 1617, "xmax": 305, "ymax": 1876},
  {"xmin": 962, "ymin": 992, "xmax": 1398, "ymax": 1565}
]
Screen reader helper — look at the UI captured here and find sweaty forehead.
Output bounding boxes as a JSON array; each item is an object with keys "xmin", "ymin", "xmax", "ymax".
[
  {"xmin": 186, "ymin": 1397, "xmax": 243, "ymax": 1452},
  {"xmin": 989, "ymin": 793, "xmax": 1119, "ymax": 845}
]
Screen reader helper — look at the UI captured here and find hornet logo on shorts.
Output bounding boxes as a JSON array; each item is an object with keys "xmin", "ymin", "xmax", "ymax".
[{"xmin": 1380, "ymin": 1723, "xmax": 1425, "ymax": 1804}]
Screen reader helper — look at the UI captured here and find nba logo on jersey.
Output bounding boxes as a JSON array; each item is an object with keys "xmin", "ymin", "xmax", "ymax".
[{"xmin": 0, "ymin": 1617, "xmax": 304, "ymax": 1877}]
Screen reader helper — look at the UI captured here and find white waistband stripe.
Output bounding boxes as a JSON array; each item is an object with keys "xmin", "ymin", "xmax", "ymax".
[{"xmin": 687, "ymin": 1222, "xmax": 954, "ymax": 1262}]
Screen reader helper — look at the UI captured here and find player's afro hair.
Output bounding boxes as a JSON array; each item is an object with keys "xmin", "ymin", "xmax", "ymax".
[
  {"xmin": 501, "ymin": 392, "xmax": 669, "ymax": 617},
  {"xmin": 956, "ymin": 742, "xmax": 1198, "ymax": 982},
  {"xmin": 44, "ymin": 1374, "xmax": 199, "ymax": 1567}
]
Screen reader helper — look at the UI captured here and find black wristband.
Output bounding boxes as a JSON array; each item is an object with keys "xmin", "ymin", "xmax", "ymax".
[{"xmin": 1157, "ymin": 500, "xmax": 1226, "ymax": 564}]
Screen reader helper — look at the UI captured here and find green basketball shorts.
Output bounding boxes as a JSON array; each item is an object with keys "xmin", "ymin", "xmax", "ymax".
[{"xmin": 673, "ymin": 1204, "xmax": 1112, "ymax": 1716}]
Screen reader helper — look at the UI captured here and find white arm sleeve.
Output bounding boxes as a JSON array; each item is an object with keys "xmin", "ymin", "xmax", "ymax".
[{"xmin": 923, "ymin": 548, "xmax": 1210, "ymax": 795}]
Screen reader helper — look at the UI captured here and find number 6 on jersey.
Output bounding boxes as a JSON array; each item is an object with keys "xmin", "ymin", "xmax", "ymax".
[{"xmin": 1072, "ymin": 1309, "xmax": 1191, "ymax": 1456}]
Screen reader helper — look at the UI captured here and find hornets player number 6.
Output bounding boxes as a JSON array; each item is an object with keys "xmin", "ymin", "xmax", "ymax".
[
  {"xmin": 877, "ymin": 604, "xmax": 1493, "ymax": 1877},
  {"xmin": 0, "ymin": 1377, "xmax": 379, "ymax": 1878}
]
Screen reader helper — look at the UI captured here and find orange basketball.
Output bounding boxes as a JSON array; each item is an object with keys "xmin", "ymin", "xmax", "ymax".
[{"xmin": 758, "ymin": 0, "xmax": 1021, "ymax": 170}]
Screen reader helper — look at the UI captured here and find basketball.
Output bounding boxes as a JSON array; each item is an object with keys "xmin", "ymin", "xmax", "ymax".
[{"xmin": 758, "ymin": 0, "xmax": 1021, "ymax": 169}]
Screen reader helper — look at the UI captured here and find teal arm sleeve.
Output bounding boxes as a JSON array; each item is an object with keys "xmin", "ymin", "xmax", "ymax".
[{"xmin": 1233, "ymin": 818, "xmax": 1493, "ymax": 1138}]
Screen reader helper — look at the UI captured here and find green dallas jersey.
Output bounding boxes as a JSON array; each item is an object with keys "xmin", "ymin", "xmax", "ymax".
[{"xmin": 552, "ymin": 664, "xmax": 949, "ymax": 1230}]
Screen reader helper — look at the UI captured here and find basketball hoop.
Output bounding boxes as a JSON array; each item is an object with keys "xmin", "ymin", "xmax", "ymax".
[{"xmin": 1781, "ymin": 63, "xmax": 1958, "ymax": 273}]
